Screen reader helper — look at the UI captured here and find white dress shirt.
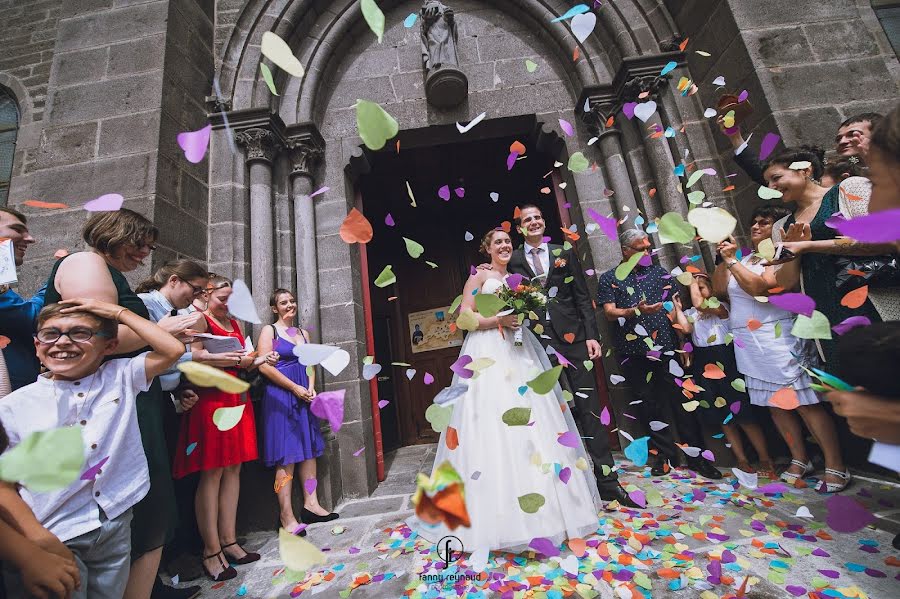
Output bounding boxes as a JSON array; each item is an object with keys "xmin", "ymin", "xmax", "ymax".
[
  {"xmin": 138, "ymin": 289, "xmax": 192, "ymax": 391},
  {"xmin": 0, "ymin": 355, "xmax": 152, "ymax": 542},
  {"xmin": 523, "ymin": 241, "xmax": 550, "ymax": 278}
]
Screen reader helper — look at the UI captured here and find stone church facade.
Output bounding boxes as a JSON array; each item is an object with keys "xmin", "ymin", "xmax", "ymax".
[{"xmin": 1, "ymin": 0, "xmax": 898, "ymax": 526}]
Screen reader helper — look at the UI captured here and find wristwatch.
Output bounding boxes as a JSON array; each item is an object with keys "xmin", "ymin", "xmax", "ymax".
[{"xmin": 726, "ymin": 259, "xmax": 738, "ymax": 269}]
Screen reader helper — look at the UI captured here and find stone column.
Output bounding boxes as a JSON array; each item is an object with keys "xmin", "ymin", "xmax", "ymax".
[
  {"xmin": 583, "ymin": 104, "xmax": 641, "ymax": 220},
  {"xmin": 286, "ymin": 135, "xmax": 339, "ymax": 510},
  {"xmin": 235, "ymin": 128, "xmax": 278, "ymax": 335}
]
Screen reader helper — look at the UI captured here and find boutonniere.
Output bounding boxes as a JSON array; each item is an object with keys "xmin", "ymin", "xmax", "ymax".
[{"xmin": 554, "ymin": 258, "xmax": 567, "ymax": 268}]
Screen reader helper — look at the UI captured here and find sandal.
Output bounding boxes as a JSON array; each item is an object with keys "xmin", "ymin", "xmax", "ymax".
[
  {"xmin": 780, "ymin": 459, "xmax": 813, "ymax": 485},
  {"xmin": 221, "ymin": 541, "xmax": 261, "ymax": 565},
  {"xmin": 201, "ymin": 550, "xmax": 237, "ymax": 582},
  {"xmin": 817, "ymin": 468, "xmax": 852, "ymax": 494},
  {"xmin": 757, "ymin": 461, "xmax": 777, "ymax": 480}
]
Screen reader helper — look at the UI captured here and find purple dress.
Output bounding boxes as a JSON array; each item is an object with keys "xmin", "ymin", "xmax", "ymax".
[{"xmin": 260, "ymin": 333, "xmax": 325, "ymax": 467}]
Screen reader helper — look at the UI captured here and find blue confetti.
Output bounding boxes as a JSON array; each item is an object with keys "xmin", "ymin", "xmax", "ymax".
[
  {"xmin": 403, "ymin": 13, "xmax": 418, "ymax": 28},
  {"xmin": 550, "ymin": 4, "xmax": 589, "ymax": 22},
  {"xmin": 660, "ymin": 60, "xmax": 677, "ymax": 76},
  {"xmin": 186, "ymin": 442, "xmax": 197, "ymax": 455},
  {"xmin": 236, "ymin": 584, "xmax": 247, "ymax": 596},
  {"xmin": 624, "ymin": 436, "xmax": 649, "ymax": 467}
]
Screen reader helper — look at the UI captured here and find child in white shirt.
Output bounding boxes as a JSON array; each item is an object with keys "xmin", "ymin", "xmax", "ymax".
[{"xmin": 0, "ymin": 298, "xmax": 184, "ymax": 599}]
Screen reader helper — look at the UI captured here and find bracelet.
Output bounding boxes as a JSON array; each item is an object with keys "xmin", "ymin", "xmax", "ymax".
[{"xmin": 115, "ymin": 308, "xmax": 128, "ymax": 322}]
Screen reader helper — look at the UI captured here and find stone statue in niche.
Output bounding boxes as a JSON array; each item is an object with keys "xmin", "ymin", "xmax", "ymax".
[{"xmin": 420, "ymin": 0, "xmax": 468, "ymax": 108}]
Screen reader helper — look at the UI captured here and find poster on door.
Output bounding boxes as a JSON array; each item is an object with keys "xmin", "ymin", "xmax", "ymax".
[{"xmin": 408, "ymin": 305, "xmax": 463, "ymax": 353}]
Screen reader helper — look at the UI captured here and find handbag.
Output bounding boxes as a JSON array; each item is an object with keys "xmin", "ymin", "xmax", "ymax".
[{"xmin": 835, "ymin": 254, "xmax": 900, "ymax": 293}]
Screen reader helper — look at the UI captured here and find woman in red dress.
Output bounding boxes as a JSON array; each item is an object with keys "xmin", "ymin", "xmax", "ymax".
[{"xmin": 173, "ymin": 276, "xmax": 269, "ymax": 581}]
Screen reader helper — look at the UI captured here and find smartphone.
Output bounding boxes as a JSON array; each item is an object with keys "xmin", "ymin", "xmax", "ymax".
[{"xmin": 767, "ymin": 244, "xmax": 797, "ymax": 265}]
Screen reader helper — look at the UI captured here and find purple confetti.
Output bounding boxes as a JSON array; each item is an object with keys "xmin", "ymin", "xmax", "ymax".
[
  {"xmin": 559, "ymin": 467, "xmax": 571, "ymax": 484},
  {"xmin": 438, "ymin": 185, "xmax": 451, "ymax": 201},
  {"xmin": 559, "ymin": 118, "xmax": 574, "ymax": 137},
  {"xmin": 353, "ymin": 446, "xmax": 365, "ymax": 456},
  {"xmin": 826, "ymin": 495, "xmax": 875, "ymax": 533},
  {"xmin": 832, "ymin": 316, "xmax": 872, "ymax": 335},
  {"xmin": 586, "ymin": 207, "xmax": 619, "ymax": 240},
  {"xmin": 507, "ymin": 151, "xmax": 519, "ymax": 170},
  {"xmin": 506, "ymin": 273, "xmax": 524, "ymax": 290},
  {"xmin": 377, "ymin": 399, "xmax": 389, "ymax": 409},
  {"xmin": 701, "ymin": 449, "xmax": 715, "ymax": 461},
  {"xmin": 738, "ymin": 89, "xmax": 749, "ymax": 102},
  {"xmin": 528, "ymin": 537, "xmax": 560, "ymax": 557},
  {"xmin": 623, "ymin": 102, "xmax": 637, "ymax": 120},
  {"xmin": 759, "ymin": 132, "xmax": 781, "ymax": 161},
  {"xmin": 304, "ymin": 478, "xmax": 317, "ymax": 495},
  {"xmin": 80, "ymin": 456, "xmax": 110, "ymax": 481},
  {"xmin": 768, "ymin": 292, "xmax": 816, "ymax": 317},
  {"xmin": 758, "ymin": 482, "xmax": 789, "ymax": 494},
  {"xmin": 865, "ymin": 568, "xmax": 886, "ymax": 578},
  {"xmin": 450, "ymin": 355, "xmax": 474, "ymax": 379},
  {"xmin": 835, "ymin": 208, "xmax": 900, "ymax": 243},
  {"xmin": 638, "ymin": 254, "xmax": 653, "ymax": 267},
  {"xmin": 786, "ymin": 586, "xmax": 806, "ymax": 596},
  {"xmin": 818, "ymin": 569, "xmax": 840, "ymax": 579},
  {"xmin": 557, "ymin": 431, "xmax": 579, "ymax": 448},
  {"xmin": 454, "ymin": 187, "xmax": 465, "ymax": 198},
  {"xmin": 683, "ymin": 342, "xmax": 693, "ymax": 353},
  {"xmin": 600, "ymin": 406, "xmax": 610, "ymax": 426},
  {"xmin": 384, "ymin": 213, "xmax": 395, "ymax": 226},
  {"xmin": 629, "ymin": 489, "xmax": 647, "ymax": 507}
]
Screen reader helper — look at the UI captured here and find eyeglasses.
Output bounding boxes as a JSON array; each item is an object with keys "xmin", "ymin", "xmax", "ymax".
[
  {"xmin": 131, "ymin": 240, "xmax": 158, "ymax": 252},
  {"xmin": 178, "ymin": 277, "xmax": 207, "ymax": 297},
  {"xmin": 35, "ymin": 327, "xmax": 112, "ymax": 344}
]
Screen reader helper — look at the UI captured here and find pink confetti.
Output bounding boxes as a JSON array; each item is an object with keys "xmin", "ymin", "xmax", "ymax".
[
  {"xmin": 758, "ymin": 132, "xmax": 781, "ymax": 161},
  {"xmin": 423, "ymin": 372, "xmax": 434, "ymax": 385},
  {"xmin": 353, "ymin": 446, "xmax": 365, "ymax": 456},
  {"xmin": 557, "ymin": 431, "xmax": 579, "ymax": 448},
  {"xmin": 384, "ymin": 213, "xmax": 395, "ymax": 226},
  {"xmin": 586, "ymin": 208, "xmax": 618, "ymax": 241},
  {"xmin": 377, "ymin": 399, "xmax": 389, "ymax": 409},
  {"xmin": 768, "ymin": 292, "xmax": 815, "ymax": 317},
  {"xmin": 835, "ymin": 208, "xmax": 900, "ymax": 243},
  {"xmin": 701, "ymin": 449, "xmax": 715, "ymax": 461},
  {"xmin": 600, "ymin": 406, "xmax": 610, "ymax": 426},
  {"xmin": 304, "ymin": 478, "xmax": 317, "ymax": 495},
  {"xmin": 832, "ymin": 315, "xmax": 871, "ymax": 335},
  {"xmin": 558, "ymin": 467, "xmax": 571, "ymax": 484},
  {"xmin": 310, "ymin": 390, "xmax": 346, "ymax": 433},
  {"xmin": 83, "ymin": 193, "xmax": 124, "ymax": 212},
  {"xmin": 558, "ymin": 118, "xmax": 574, "ymax": 136},
  {"xmin": 506, "ymin": 151, "xmax": 519, "ymax": 170},
  {"xmin": 176, "ymin": 123, "xmax": 212, "ymax": 163},
  {"xmin": 454, "ymin": 187, "xmax": 465, "ymax": 198},
  {"xmin": 309, "ymin": 186, "xmax": 329, "ymax": 198},
  {"xmin": 528, "ymin": 537, "xmax": 560, "ymax": 557},
  {"xmin": 80, "ymin": 456, "xmax": 109, "ymax": 481},
  {"xmin": 438, "ymin": 185, "xmax": 451, "ymax": 201},
  {"xmin": 825, "ymin": 495, "xmax": 876, "ymax": 532}
]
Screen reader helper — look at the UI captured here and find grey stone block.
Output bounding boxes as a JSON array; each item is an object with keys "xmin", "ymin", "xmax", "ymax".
[
  {"xmin": 773, "ymin": 106, "xmax": 843, "ymax": 151},
  {"xmin": 178, "ymin": 171, "xmax": 209, "ymax": 221},
  {"xmin": 49, "ymin": 47, "xmax": 108, "ymax": 88},
  {"xmin": 45, "ymin": 70, "xmax": 164, "ymax": 125},
  {"xmin": 335, "ymin": 47, "xmax": 400, "ymax": 80},
  {"xmin": 29, "ymin": 152, "xmax": 156, "ymax": 204},
  {"xmin": 803, "ymin": 20, "xmax": 881, "ymax": 61},
  {"xmin": 30, "ymin": 121, "xmax": 98, "ymax": 171},
  {"xmin": 476, "ymin": 31, "xmax": 544, "ymax": 62},
  {"xmin": 97, "ymin": 111, "xmax": 160, "ymax": 158},
  {"xmin": 106, "ymin": 33, "xmax": 166, "ymax": 77},
  {"xmin": 493, "ymin": 56, "xmax": 565, "ymax": 87},
  {"xmin": 60, "ymin": 0, "xmax": 113, "ymax": 18},
  {"xmin": 316, "ymin": 232, "xmax": 354, "ymax": 271},
  {"xmin": 726, "ymin": 0, "xmax": 857, "ymax": 29},
  {"xmin": 327, "ymin": 75, "xmax": 396, "ymax": 111},
  {"xmin": 762, "ymin": 57, "xmax": 897, "ymax": 112},
  {"xmin": 741, "ymin": 27, "xmax": 815, "ymax": 67},
  {"xmin": 56, "ymin": 1, "xmax": 167, "ymax": 52}
]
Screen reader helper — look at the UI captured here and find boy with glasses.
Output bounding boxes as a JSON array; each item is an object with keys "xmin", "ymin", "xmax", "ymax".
[{"xmin": 0, "ymin": 298, "xmax": 184, "ymax": 599}]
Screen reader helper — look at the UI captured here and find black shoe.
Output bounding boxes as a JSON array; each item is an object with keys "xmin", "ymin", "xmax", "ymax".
[
  {"xmin": 598, "ymin": 484, "xmax": 640, "ymax": 509},
  {"xmin": 650, "ymin": 458, "xmax": 667, "ymax": 477},
  {"xmin": 689, "ymin": 459, "xmax": 723, "ymax": 480},
  {"xmin": 893, "ymin": 532, "xmax": 900, "ymax": 551},
  {"xmin": 151, "ymin": 577, "xmax": 201, "ymax": 599},
  {"xmin": 221, "ymin": 541, "xmax": 260, "ymax": 566},
  {"xmin": 301, "ymin": 507, "xmax": 340, "ymax": 524}
]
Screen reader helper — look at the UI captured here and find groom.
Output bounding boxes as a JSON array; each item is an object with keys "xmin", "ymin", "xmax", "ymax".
[{"xmin": 506, "ymin": 204, "xmax": 637, "ymax": 507}]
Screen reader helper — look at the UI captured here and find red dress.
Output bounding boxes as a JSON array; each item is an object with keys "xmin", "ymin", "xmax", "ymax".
[{"xmin": 172, "ymin": 315, "xmax": 258, "ymax": 478}]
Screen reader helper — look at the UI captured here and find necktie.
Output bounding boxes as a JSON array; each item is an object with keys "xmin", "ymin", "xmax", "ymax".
[{"xmin": 530, "ymin": 246, "xmax": 545, "ymax": 278}]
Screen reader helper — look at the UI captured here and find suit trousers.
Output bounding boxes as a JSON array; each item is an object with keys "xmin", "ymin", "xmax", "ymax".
[{"xmin": 619, "ymin": 356, "xmax": 706, "ymax": 462}]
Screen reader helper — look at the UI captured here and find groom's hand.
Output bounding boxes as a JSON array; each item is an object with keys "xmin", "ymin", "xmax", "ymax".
[{"xmin": 585, "ymin": 339, "xmax": 601, "ymax": 360}]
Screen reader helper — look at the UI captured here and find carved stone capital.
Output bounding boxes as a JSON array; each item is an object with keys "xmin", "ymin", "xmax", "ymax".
[
  {"xmin": 620, "ymin": 74, "xmax": 669, "ymax": 104},
  {"xmin": 581, "ymin": 102, "xmax": 617, "ymax": 138},
  {"xmin": 235, "ymin": 128, "xmax": 279, "ymax": 164},
  {"xmin": 285, "ymin": 139, "xmax": 324, "ymax": 178}
]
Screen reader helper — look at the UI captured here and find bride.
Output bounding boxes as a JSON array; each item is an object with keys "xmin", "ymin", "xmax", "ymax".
[{"xmin": 407, "ymin": 228, "xmax": 602, "ymax": 553}]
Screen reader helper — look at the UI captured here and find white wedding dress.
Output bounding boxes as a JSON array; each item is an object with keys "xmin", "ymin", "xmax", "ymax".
[{"xmin": 407, "ymin": 277, "xmax": 603, "ymax": 553}]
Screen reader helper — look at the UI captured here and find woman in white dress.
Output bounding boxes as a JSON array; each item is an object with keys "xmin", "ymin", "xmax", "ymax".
[
  {"xmin": 713, "ymin": 206, "xmax": 850, "ymax": 492},
  {"xmin": 407, "ymin": 229, "xmax": 602, "ymax": 553}
]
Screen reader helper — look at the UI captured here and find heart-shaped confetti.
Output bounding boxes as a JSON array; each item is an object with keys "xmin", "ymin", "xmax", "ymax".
[
  {"xmin": 633, "ymin": 101, "xmax": 657, "ymax": 122},
  {"xmin": 83, "ymin": 193, "xmax": 124, "ymax": 212},
  {"xmin": 570, "ymin": 11, "xmax": 596, "ymax": 43},
  {"xmin": 176, "ymin": 124, "xmax": 212, "ymax": 164}
]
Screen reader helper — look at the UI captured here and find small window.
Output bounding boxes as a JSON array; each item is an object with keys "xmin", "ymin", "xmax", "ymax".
[
  {"xmin": 0, "ymin": 89, "xmax": 19, "ymax": 206},
  {"xmin": 872, "ymin": 1, "xmax": 900, "ymax": 56}
]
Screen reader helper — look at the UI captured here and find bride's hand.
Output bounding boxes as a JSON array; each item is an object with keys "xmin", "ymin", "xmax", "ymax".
[{"xmin": 497, "ymin": 314, "xmax": 520, "ymax": 329}]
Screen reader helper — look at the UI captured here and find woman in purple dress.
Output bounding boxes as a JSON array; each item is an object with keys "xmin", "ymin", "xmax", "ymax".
[{"xmin": 256, "ymin": 289, "xmax": 338, "ymax": 534}]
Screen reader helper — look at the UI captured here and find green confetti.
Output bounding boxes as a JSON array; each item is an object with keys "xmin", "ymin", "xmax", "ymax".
[
  {"xmin": 583, "ymin": 360, "xmax": 594, "ymax": 371},
  {"xmin": 527, "ymin": 365, "xmax": 563, "ymax": 395},
  {"xmin": 259, "ymin": 63, "xmax": 279, "ymax": 96},
  {"xmin": 356, "ymin": 99, "xmax": 398, "ymax": 150},
  {"xmin": 687, "ymin": 190, "xmax": 706, "ymax": 204},
  {"xmin": 525, "ymin": 59, "xmax": 538, "ymax": 72},
  {"xmin": 502, "ymin": 407, "xmax": 532, "ymax": 426},
  {"xmin": 686, "ymin": 169, "xmax": 706, "ymax": 188},
  {"xmin": 657, "ymin": 212, "xmax": 696, "ymax": 245},
  {"xmin": 474, "ymin": 292, "xmax": 506, "ymax": 318},
  {"xmin": 360, "ymin": 0, "xmax": 385, "ymax": 43},
  {"xmin": 567, "ymin": 151, "xmax": 589, "ymax": 173},
  {"xmin": 402, "ymin": 237, "xmax": 424, "ymax": 258},
  {"xmin": 0, "ymin": 427, "xmax": 84, "ymax": 492},
  {"xmin": 792, "ymin": 310, "xmax": 832, "ymax": 340},
  {"xmin": 373, "ymin": 264, "xmax": 395, "ymax": 287},
  {"xmin": 774, "ymin": 321, "xmax": 782, "ymax": 338},
  {"xmin": 731, "ymin": 378, "xmax": 746, "ymax": 393},
  {"xmin": 561, "ymin": 389, "xmax": 573, "ymax": 402},
  {"xmin": 614, "ymin": 251, "xmax": 644, "ymax": 281},
  {"xmin": 449, "ymin": 294, "xmax": 463, "ymax": 314},
  {"xmin": 425, "ymin": 261, "xmax": 438, "ymax": 268},
  {"xmin": 517, "ymin": 492, "xmax": 545, "ymax": 513},
  {"xmin": 425, "ymin": 404, "xmax": 452, "ymax": 432}
]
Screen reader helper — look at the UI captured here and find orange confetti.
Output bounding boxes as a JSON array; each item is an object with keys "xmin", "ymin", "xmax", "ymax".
[
  {"xmin": 841, "ymin": 285, "xmax": 868, "ymax": 309},
  {"xmin": 605, "ymin": 115, "xmax": 615, "ymax": 127},
  {"xmin": 445, "ymin": 426, "xmax": 459, "ymax": 450},
  {"xmin": 769, "ymin": 387, "xmax": 800, "ymax": 410},
  {"xmin": 648, "ymin": 188, "xmax": 657, "ymax": 198},
  {"xmin": 685, "ymin": 265, "xmax": 701, "ymax": 273},
  {"xmin": 747, "ymin": 318, "xmax": 762, "ymax": 331},
  {"xmin": 0, "ymin": 335, "xmax": 9, "ymax": 349},
  {"xmin": 396, "ymin": 140, "xmax": 400, "ymax": 153},
  {"xmin": 339, "ymin": 208, "xmax": 373, "ymax": 243},
  {"xmin": 540, "ymin": 187, "xmax": 551, "ymax": 194},
  {"xmin": 274, "ymin": 473, "xmax": 293, "ymax": 493},
  {"xmin": 722, "ymin": 185, "xmax": 735, "ymax": 192},
  {"xmin": 567, "ymin": 537, "xmax": 586, "ymax": 557},
  {"xmin": 846, "ymin": 269, "xmax": 867, "ymax": 277},
  {"xmin": 510, "ymin": 140, "xmax": 526, "ymax": 155},
  {"xmin": 53, "ymin": 248, "xmax": 69, "ymax": 259},
  {"xmin": 23, "ymin": 200, "xmax": 68, "ymax": 210},
  {"xmin": 679, "ymin": 37, "xmax": 690, "ymax": 52},
  {"xmin": 563, "ymin": 332, "xmax": 575, "ymax": 343},
  {"xmin": 561, "ymin": 227, "xmax": 580, "ymax": 241},
  {"xmin": 449, "ymin": 323, "xmax": 457, "ymax": 333},
  {"xmin": 513, "ymin": 206, "xmax": 521, "ymax": 220},
  {"xmin": 500, "ymin": 221, "xmax": 511, "ymax": 233},
  {"xmin": 702, "ymin": 363, "xmax": 726, "ymax": 379},
  {"xmin": 572, "ymin": 46, "xmax": 579, "ymax": 61},
  {"xmin": 682, "ymin": 378, "xmax": 702, "ymax": 393}
]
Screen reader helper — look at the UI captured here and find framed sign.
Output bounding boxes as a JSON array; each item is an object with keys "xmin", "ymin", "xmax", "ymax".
[
  {"xmin": 408, "ymin": 305, "xmax": 463, "ymax": 353},
  {"xmin": 0, "ymin": 239, "xmax": 17, "ymax": 286}
]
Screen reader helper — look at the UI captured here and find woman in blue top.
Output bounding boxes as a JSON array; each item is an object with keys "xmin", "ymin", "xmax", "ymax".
[{"xmin": 256, "ymin": 289, "xmax": 338, "ymax": 535}]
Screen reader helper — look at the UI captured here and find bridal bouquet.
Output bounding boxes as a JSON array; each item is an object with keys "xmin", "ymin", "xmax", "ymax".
[{"xmin": 497, "ymin": 277, "xmax": 548, "ymax": 346}]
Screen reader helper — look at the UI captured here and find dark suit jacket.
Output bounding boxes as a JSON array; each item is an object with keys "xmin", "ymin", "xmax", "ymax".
[{"xmin": 507, "ymin": 243, "xmax": 600, "ymax": 344}]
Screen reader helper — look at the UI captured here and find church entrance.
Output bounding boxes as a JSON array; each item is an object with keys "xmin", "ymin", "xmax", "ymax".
[{"xmin": 357, "ymin": 116, "xmax": 571, "ymax": 451}]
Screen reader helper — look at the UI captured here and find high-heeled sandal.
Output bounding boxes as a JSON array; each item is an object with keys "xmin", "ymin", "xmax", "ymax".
[
  {"xmin": 201, "ymin": 550, "xmax": 237, "ymax": 582},
  {"xmin": 221, "ymin": 541, "xmax": 261, "ymax": 565},
  {"xmin": 817, "ymin": 468, "xmax": 852, "ymax": 493},
  {"xmin": 757, "ymin": 461, "xmax": 777, "ymax": 480},
  {"xmin": 779, "ymin": 459, "xmax": 813, "ymax": 485}
]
